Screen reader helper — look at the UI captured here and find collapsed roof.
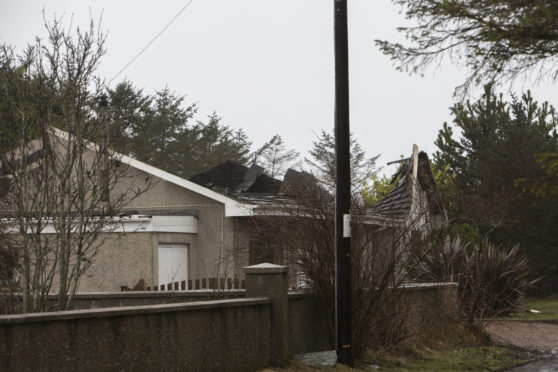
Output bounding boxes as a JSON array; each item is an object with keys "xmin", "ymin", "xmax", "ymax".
[
  {"xmin": 367, "ymin": 145, "xmax": 446, "ymax": 226},
  {"xmin": 190, "ymin": 160, "xmax": 282, "ymax": 194},
  {"xmin": 190, "ymin": 144, "xmax": 446, "ymax": 226},
  {"xmin": 189, "ymin": 162, "xmax": 319, "ymax": 206}
]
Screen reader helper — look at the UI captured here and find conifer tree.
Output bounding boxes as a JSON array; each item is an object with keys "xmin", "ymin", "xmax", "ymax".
[
  {"xmin": 253, "ymin": 134, "xmax": 299, "ymax": 179},
  {"xmin": 105, "ymin": 83, "xmax": 252, "ymax": 178},
  {"xmin": 183, "ymin": 113, "xmax": 252, "ymax": 177},
  {"xmin": 434, "ymin": 86, "xmax": 558, "ymax": 293},
  {"xmin": 149, "ymin": 88, "xmax": 195, "ymax": 170},
  {"xmin": 305, "ymin": 129, "xmax": 379, "ymax": 192},
  {"xmin": 107, "ymin": 80, "xmax": 153, "ymax": 156},
  {"xmin": 377, "ymin": 1, "xmax": 558, "ymax": 93}
]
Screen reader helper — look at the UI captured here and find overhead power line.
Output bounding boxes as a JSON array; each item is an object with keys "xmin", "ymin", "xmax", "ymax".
[{"xmin": 108, "ymin": 0, "xmax": 196, "ymax": 85}]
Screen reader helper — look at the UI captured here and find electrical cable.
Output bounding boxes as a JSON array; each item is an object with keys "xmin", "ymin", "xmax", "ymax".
[{"xmin": 108, "ymin": 0, "xmax": 196, "ymax": 85}]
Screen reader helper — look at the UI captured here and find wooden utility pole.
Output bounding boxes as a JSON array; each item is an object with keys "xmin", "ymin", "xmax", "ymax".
[{"xmin": 333, "ymin": 0, "xmax": 353, "ymax": 366}]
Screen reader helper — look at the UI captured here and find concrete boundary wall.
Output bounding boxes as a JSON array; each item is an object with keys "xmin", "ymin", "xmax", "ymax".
[
  {"xmin": 0, "ymin": 298, "xmax": 271, "ymax": 372},
  {"xmin": 0, "ymin": 263, "xmax": 457, "ymax": 371},
  {"xmin": 288, "ymin": 293, "xmax": 331, "ymax": 356}
]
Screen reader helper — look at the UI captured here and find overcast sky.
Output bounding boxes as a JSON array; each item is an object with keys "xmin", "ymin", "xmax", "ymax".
[{"xmin": 1, "ymin": 1, "xmax": 556, "ymax": 175}]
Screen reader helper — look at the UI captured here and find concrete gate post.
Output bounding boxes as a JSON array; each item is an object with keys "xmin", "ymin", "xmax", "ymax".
[{"xmin": 244, "ymin": 263, "xmax": 288, "ymax": 367}]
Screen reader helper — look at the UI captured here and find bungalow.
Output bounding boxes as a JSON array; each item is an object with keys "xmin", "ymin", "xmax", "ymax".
[
  {"xmin": 0, "ymin": 129, "xmax": 445, "ymax": 293},
  {"xmin": 0, "ymin": 129, "xmax": 315, "ymax": 291}
]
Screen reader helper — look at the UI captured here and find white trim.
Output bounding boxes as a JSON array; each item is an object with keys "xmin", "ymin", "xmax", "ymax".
[
  {"xmin": 50, "ymin": 128, "xmax": 254, "ymax": 217},
  {"xmin": 224, "ymin": 203, "xmax": 254, "ymax": 217},
  {"xmin": 149, "ymin": 216, "xmax": 197, "ymax": 233},
  {"xmin": 4, "ymin": 215, "xmax": 197, "ymax": 234},
  {"xmin": 412, "ymin": 144, "xmax": 419, "ymax": 179}
]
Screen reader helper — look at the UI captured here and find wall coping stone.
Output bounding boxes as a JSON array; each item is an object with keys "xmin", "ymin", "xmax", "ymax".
[
  {"xmin": 2, "ymin": 290, "xmax": 246, "ymax": 300},
  {"xmin": 244, "ymin": 263, "xmax": 288, "ymax": 274},
  {"xmin": 399, "ymin": 282, "xmax": 458, "ymax": 290},
  {"xmin": 61, "ymin": 290, "xmax": 245, "ymax": 299},
  {"xmin": 287, "ymin": 292, "xmax": 316, "ymax": 299},
  {"xmin": 0, "ymin": 297, "xmax": 270, "ymax": 325}
]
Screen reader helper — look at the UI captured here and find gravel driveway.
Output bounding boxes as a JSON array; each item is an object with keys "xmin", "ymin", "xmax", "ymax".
[
  {"xmin": 487, "ymin": 321, "xmax": 558, "ymax": 350},
  {"xmin": 487, "ymin": 320, "xmax": 558, "ymax": 371}
]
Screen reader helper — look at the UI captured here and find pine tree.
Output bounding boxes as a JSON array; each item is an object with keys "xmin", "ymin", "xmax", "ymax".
[
  {"xmin": 434, "ymin": 86, "xmax": 558, "ymax": 293},
  {"xmin": 107, "ymin": 80, "xmax": 153, "ymax": 156},
  {"xmin": 174, "ymin": 113, "xmax": 252, "ymax": 178},
  {"xmin": 305, "ymin": 129, "xmax": 379, "ymax": 192},
  {"xmin": 377, "ymin": 0, "xmax": 558, "ymax": 93},
  {"xmin": 105, "ymin": 84, "xmax": 253, "ymax": 179},
  {"xmin": 149, "ymin": 88, "xmax": 196, "ymax": 171},
  {"xmin": 253, "ymin": 134, "xmax": 299, "ymax": 179}
]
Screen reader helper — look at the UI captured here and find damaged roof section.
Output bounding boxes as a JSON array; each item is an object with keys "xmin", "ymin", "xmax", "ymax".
[
  {"xmin": 279, "ymin": 168, "xmax": 316, "ymax": 195},
  {"xmin": 367, "ymin": 145, "xmax": 447, "ymax": 226},
  {"xmin": 190, "ymin": 161, "xmax": 282, "ymax": 195},
  {"xmin": 190, "ymin": 161, "xmax": 318, "ymax": 206},
  {"xmin": 190, "ymin": 145, "xmax": 446, "ymax": 226},
  {"xmin": 369, "ymin": 173, "xmax": 412, "ymax": 221}
]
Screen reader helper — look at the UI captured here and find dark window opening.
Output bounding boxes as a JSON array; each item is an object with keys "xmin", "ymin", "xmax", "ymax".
[
  {"xmin": 249, "ymin": 239, "xmax": 278, "ymax": 265},
  {"xmin": 0, "ymin": 248, "xmax": 17, "ymax": 284}
]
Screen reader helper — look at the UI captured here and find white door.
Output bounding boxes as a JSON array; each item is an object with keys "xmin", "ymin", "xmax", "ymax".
[{"xmin": 158, "ymin": 244, "xmax": 188, "ymax": 287}]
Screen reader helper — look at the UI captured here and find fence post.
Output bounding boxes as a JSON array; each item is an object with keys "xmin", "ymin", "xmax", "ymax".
[{"xmin": 244, "ymin": 263, "xmax": 288, "ymax": 367}]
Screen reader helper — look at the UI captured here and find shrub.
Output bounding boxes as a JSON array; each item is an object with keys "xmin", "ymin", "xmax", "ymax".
[{"xmin": 416, "ymin": 238, "xmax": 537, "ymax": 329}]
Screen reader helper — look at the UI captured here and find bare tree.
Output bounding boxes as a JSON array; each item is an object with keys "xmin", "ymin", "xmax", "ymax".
[
  {"xmin": 241, "ymin": 177, "xmax": 439, "ymax": 356},
  {"xmin": 0, "ymin": 216, "xmax": 18, "ymax": 312},
  {"xmin": 0, "ymin": 18, "xmax": 150, "ymax": 312}
]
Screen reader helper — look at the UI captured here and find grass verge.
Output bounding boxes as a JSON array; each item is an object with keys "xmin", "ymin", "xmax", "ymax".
[
  {"xmin": 366, "ymin": 346, "xmax": 529, "ymax": 371},
  {"xmin": 495, "ymin": 295, "xmax": 558, "ymax": 322}
]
